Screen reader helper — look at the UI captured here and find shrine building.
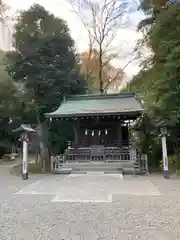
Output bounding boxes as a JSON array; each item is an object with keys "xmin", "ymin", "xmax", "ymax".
[{"xmin": 45, "ymin": 93, "xmax": 145, "ymax": 173}]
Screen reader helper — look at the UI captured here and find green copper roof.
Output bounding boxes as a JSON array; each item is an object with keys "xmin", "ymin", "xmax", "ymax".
[
  {"xmin": 45, "ymin": 93, "xmax": 143, "ymax": 118},
  {"xmin": 12, "ymin": 124, "xmax": 36, "ymax": 133}
]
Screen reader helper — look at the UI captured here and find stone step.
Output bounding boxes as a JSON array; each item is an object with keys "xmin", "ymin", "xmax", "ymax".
[
  {"xmin": 71, "ymin": 170, "xmax": 122, "ymax": 174},
  {"xmin": 62, "ymin": 162, "xmax": 135, "ymax": 169},
  {"xmin": 53, "ymin": 168, "xmax": 72, "ymax": 174},
  {"xmin": 53, "ymin": 166, "xmax": 141, "ymax": 175},
  {"xmin": 72, "ymin": 167, "xmax": 123, "ymax": 172},
  {"xmin": 54, "ymin": 169, "xmax": 141, "ymax": 175},
  {"xmin": 52, "ymin": 161, "xmax": 142, "ymax": 175}
]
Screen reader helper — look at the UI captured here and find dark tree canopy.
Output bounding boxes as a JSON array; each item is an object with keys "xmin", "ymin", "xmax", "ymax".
[
  {"xmin": 5, "ymin": 4, "xmax": 87, "ymax": 163},
  {"xmin": 122, "ymin": 1, "xmax": 180, "ymax": 167},
  {"xmin": 7, "ymin": 4, "xmax": 87, "ymax": 115}
]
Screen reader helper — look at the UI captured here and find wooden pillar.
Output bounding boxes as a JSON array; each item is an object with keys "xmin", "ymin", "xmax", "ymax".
[
  {"xmin": 74, "ymin": 120, "xmax": 79, "ymax": 147},
  {"xmin": 117, "ymin": 123, "xmax": 122, "ymax": 147},
  {"xmin": 128, "ymin": 125, "xmax": 136, "ymax": 161}
]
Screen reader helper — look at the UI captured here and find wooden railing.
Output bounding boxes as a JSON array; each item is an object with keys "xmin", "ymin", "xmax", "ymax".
[
  {"xmin": 63, "ymin": 146, "xmax": 138, "ymax": 162},
  {"xmin": 65, "ymin": 148, "xmax": 91, "ymax": 162},
  {"xmin": 68, "ymin": 140, "xmax": 132, "ymax": 148},
  {"xmin": 51, "ymin": 153, "xmax": 148, "ymax": 175}
]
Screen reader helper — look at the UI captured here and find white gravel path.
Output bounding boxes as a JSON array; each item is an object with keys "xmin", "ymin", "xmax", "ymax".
[{"xmin": 0, "ymin": 168, "xmax": 180, "ymax": 239}]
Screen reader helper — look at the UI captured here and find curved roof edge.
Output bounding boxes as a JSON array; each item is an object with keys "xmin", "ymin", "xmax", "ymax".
[
  {"xmin": 45, "ymin": 92, "xmax": 143, "ymax": 118},
  {"xmin": 64, "ymin": 92, "xmax": 136, "ymax": 101}
]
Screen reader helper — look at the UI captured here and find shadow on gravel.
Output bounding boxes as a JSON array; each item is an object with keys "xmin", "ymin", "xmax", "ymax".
[{"xmin": 10, "ymin": 164, "xmax": 21, "ymax": 176}]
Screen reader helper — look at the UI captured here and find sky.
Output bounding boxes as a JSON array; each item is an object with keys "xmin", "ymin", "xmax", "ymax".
[{"xmin": 4, "ymin": 0, "xmax": 144, "ymax": 77}]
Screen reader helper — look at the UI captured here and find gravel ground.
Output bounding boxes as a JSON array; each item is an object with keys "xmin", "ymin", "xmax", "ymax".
[{"xmin": 0, "ymin": 167, "xmax": 180, "ymax": 240}]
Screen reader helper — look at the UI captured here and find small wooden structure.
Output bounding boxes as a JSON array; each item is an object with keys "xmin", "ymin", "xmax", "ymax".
[{"xmin": 46, "ymin": 93, "xmax": 146, "ymax": 173}]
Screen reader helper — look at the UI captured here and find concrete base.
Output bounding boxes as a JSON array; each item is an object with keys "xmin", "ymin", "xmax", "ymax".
[
  {"xmin": 164, "ymin": 170, "xmax": 170, "ymax": 179},
  {"xmin": 22, "ymin": 173, "xmax": 28, "ymax": 180},
  {"xmin": 53, "ymin": 162, "xmax": 142, "ymax": 175},
  {"xmin": 54, "ymin": 168, "xmax": 72, "ymax": 174}
]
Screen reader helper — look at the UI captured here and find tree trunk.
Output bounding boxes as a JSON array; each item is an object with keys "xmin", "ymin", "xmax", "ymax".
[
  {"xmin": 37, "ymin": 119, "xmax": 51, "ymax": 172},
  {"xmin": 99, "ymin": 46, "xmax": 103, "ymax": 94}
]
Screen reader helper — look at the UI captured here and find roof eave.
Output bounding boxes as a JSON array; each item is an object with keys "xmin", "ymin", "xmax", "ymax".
[{"xmin": 45, "ymin": 109, "xmax": 143, "ymax": 118}]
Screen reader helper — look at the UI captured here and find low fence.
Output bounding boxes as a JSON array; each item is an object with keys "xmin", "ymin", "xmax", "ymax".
[
  {"xmin": 63, "ymin": 147, "xmax": 138, "ymax": 162},
  {"xmin": 51, "ymin": 153, "xmax": 148, "ymax": 174},
  {"xmin": 140, "ymin": 154, "xmax": 148, "ymax": 174},
  {"xmin": 51, "ymin": 155, "xmax": 64, "ymax": 173},
  {"xmin": 50, "ymin": 144, "xmax": 148, "ymax": 174}
]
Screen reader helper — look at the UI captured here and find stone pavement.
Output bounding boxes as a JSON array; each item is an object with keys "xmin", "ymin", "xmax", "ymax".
[{"xmin": 0, "ymin": 168, "xmax": 180, "ymax": 239}]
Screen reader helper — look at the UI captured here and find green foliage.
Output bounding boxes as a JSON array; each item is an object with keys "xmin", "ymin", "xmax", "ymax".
[
  {"xmin": 0, "ymin": 51, "xmax": 26, "ymax": 156},
  {"xmin": 0, "ymin": 140, "xmax": 12, "ymax": 158},
  {"xmin": 6, "ymin": 4, "xmax": 87, "ymax": 156},
  {"xmin": 132, "ymin": 114, "xmax": 162, "ymax": 166},
  {"xmin": 140, "ymin": 0, "xmax": 167, "ymax": 11},
  {"xmin": 50, "ymin": 120, "xmax": 74, "ymax": 154},
  {"xmin": 160, "ymin": 155, "xmax": 180, "ymax": 171},
  {"xmin": 123, "ymin": 2, "xmax": 180, "ymax": 167},
  {"xmin": 7, "ymin": 4, "xmax": 86, "ymax": 115},
  {"xmin": 28, "ymin": 163, "xmax": 42, "ymax": 174},
  {"xmin": 175, "ymin": 153, "xmax": 180, "ymax": 170}
]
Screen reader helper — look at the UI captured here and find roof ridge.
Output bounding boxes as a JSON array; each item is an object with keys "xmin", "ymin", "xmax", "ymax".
[{"xmin": 65, "ymin": 93, "xmax": 135, "ymax": 101}]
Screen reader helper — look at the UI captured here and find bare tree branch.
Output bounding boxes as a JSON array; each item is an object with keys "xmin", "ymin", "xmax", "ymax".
[
  {"xmin": 103, "ymin": 57, "xmax": 135, "ymax": 90},
  {"xmin": 0, "ymin": 0, "xmax": 8, "ymax": 21},
  {"xmin": 69, "ymin": 0, "xmax": 136, "ymax": 93}
]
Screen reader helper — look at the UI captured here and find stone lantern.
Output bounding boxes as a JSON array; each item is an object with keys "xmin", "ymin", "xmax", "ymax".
[
  {"xmin": 13, "ymin": 124, "xmax": 36, "ymax": 180},
  {"xmin": 158, "ymin": 119, "xmax": 172, "ymax": 179}
]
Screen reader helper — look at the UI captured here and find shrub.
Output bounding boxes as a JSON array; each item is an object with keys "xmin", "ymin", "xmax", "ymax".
[
  {"xmin": 28, "ymin": 163, "xmax": 42, "ymax": 174},
  {"xmin": 0, "ymin": 141, "xmax": 12, "ymax": 158},
  {"xmin": 160, "ymin": 155, "xmax": 180, "ymax": 171}
]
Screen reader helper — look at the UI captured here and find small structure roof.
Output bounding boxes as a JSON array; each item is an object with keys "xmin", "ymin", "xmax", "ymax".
[
  {"xmin": 45, "ymin": 93, "xmax": 143, "ymax": 118},
  {"xmin": 13, "ymin": 124, "xmax": 36, "ymax": 133}
]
